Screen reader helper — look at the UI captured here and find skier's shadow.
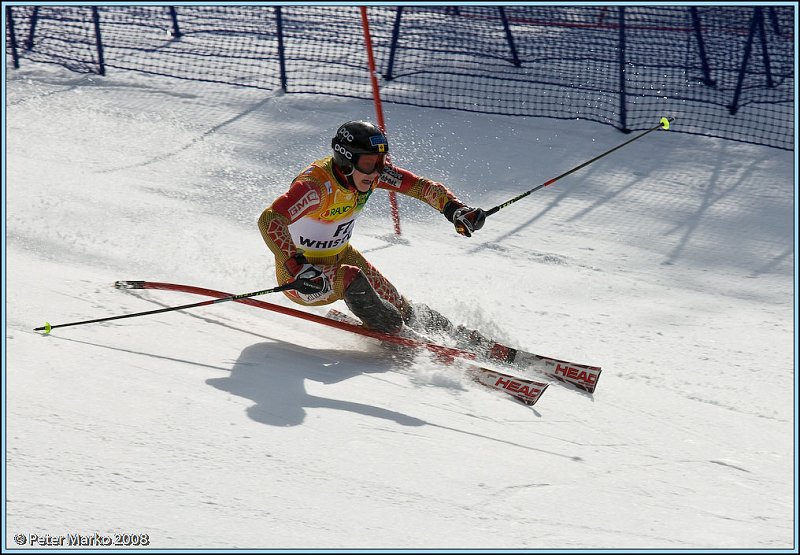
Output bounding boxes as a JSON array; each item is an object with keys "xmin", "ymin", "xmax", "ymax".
[{"xmin": 207, "ymin": 341, "xmax": 425, "ymax": 427}]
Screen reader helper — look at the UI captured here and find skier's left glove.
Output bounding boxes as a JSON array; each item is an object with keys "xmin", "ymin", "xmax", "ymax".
[
  {"xmin": 285, "ymin": 254, "xmax": 332, "ymax": 296},
  {"xmin": 443, "ymin": 201, "xmax": 486, "ymax": 238}
]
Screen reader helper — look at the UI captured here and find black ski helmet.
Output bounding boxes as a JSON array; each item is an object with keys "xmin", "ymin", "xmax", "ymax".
[{"xmin": 331, "ymin": 120, "xmax": 389, "ymax": 175}]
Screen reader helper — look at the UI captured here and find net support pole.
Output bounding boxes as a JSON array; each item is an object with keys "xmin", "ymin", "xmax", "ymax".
[
  {"xmin": 275, "ymin": 6, "xmax": 288, "ymax": 92},
  {"xmin": 498, "ymin": 7, "xmax": 521, "ymax": 67},
  {"xmin": 690, "ymin": 7, "xmax": 716, "ymax": 87},
  {"xmin": 24, "ymin": 6, "xmax": 39, "ymax": 51},
  {"xmin": 360, "ymin": 6, "xmax": 401, "ymax": 236},
  {"xmin": 168, "ymin": 6, "xmax": 182, "ymax": 39},
  {"xmin": 90, "ymin": 6, "xmax": 105, "ymax": 76},
  {"xmin": 617, "ymin": 6, "xmax": 629, "ymax": 133},
  {"xmin": 755, "ymin": 7, "xmax": 775, "ymax": 88},
  {"xmin": 384, "ymin": 6, "xmax": 403, "ymax": 81},
  {"xmin": 729, "ymin": 7, "xmax": 761, "ymax": 115},
  {"xmin": 6, "ymin": 6, "xmax": 20, "ymax": 68}
]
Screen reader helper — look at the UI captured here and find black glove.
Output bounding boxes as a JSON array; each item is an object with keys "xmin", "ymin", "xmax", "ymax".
[
  {"xmin": 285, "ymin": 254, "xmax": 332, "ymax": 296},
  {"xmin": 443, "ymin": 201, "xmax": 486, "ymax": 238}
]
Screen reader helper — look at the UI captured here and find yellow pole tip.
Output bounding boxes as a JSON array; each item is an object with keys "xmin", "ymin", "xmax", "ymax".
[
  {"xmin": 44, "ymin": 322, "xmax": 52, "ymax": 335},
  {"xmin": 660, "ymin": 117, "xmax": 671, "ymax": 130}
]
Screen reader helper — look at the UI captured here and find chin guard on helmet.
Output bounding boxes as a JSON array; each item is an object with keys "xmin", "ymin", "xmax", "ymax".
[{"xmin": 331, "ymin": 120, "xmax": 389, "ymax": 176}]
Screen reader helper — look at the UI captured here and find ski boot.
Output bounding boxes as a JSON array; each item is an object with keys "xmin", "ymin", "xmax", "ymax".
[
  {"xmin": 404, "ymin": 301, "xmax": 495, "ymax": 354},
  {"xmin": 343, "ymin": 272, "xmax": 404, "ymax": 334},
  {"xmin": 403, "ymin": 301, "xmax": 456, "ymax": 336}
]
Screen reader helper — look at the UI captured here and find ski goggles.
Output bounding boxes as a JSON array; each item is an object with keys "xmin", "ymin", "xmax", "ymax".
[{"xmin": 354, "ymin": 153, "xmax": 386, "ymax": 174}]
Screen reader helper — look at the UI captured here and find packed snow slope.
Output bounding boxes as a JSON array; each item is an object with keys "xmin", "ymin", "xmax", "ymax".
[{"xmin": 5, "ymin": 65, "xmax": 796, "ymax": 550}]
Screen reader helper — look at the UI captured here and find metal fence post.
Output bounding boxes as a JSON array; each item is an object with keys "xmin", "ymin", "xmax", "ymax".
[
  {"xmin": 498, "ymin": 7, "xmax": 521, "ymax": 67},
  {"xmin": 6, "ymin": 6, "xmax": 20, "ymax": 68},
  {"xmin": 384, "ymin": 6, "xmax": 403, "ymax": 81},
  {"xmin": 275, "ymin": 6, "xmax": 287, "ymax": 92},
  {"xmin": 756, "ymin": 7, "xmax": 775, "ymax": 88},
  {"xmin": 168, "ymin": 6, "xmax": 182, "ymax": 38},
  {"xmin": 767, "ymin": 7, "xmax": 781, "ymax": 35},
  {"xmin": 91, "ymin": 7, "xmax": 105, "ymax": 75},
  {"xmin": 690, "ymin": 7, "xmax": 715, "ymax": 86},
  {"xmin": 617, "ymin": 6, "xmax": 629, "ymax": 132},
  {"xmin": 24, "ymin": 6, "xmax": 38, "ymax": 50},
  {"xmin": 729, "ymin": 8, "xmax": 761, "ymax": 115}
]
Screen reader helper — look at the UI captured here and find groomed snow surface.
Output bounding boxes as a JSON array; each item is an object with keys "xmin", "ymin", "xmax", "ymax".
[{"xmin": 5, "ymin": 65, "xmax": 797, "ymax": 550}]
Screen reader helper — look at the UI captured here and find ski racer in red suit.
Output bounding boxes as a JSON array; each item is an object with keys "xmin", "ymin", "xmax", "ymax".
[{"xmin": 258, "ymin": 120, "xmax": 486, "ymax": 335}]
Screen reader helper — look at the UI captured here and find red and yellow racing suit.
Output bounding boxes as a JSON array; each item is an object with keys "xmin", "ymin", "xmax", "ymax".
[{"xmin": 258, "ymin": 156, "xmax": 463, "ymax": 311}]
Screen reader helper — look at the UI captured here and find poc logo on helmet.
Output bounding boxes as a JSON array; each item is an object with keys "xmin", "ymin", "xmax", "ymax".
[
  {"xmin": 334, "ymin": 143, "xmax": 353, "ymax": 159},
  {"xmin": 338, "ymin": 128, "xmax": 355, "ymax": 142}
]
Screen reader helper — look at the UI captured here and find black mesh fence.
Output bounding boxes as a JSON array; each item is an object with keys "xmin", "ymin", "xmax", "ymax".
[
  {"xmin": 101, "ymin": 6, "xmax": 283, "ymax": 90},
  {"xmin": 6, "ymin": 5, "xmax": 795, "ymax": 150},
  {"xmin": 7, "ymin": 5, "xmax": 102, "ymax": 74}
]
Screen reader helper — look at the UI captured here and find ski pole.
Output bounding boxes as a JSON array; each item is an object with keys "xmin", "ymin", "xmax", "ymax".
[
  {"xmin": 34, "ymin": 281, "xmax": 300, "ymax": 334},
  {"xmin": 485, "ymin": 117, "xmax": 673, "ymax": 217}
]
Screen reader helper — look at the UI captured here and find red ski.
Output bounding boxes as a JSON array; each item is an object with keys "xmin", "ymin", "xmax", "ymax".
[
  {"xmin": 114, "ymin": 281, "xmax": 600, "ymax": 406},
  {"xmin": 465, "ymin": 366, "xmax": 549, "ymax": 406}
]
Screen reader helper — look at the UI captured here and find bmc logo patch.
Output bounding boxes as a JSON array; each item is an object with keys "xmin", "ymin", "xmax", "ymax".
[{"xmin": 288, "ymin": 190, "xmax": 320, "ymax": 218}]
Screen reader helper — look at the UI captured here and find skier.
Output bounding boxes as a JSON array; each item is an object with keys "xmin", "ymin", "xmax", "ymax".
[{"xmin": 258, "ymin": 120, "xmax": 487, "ymax": 339}]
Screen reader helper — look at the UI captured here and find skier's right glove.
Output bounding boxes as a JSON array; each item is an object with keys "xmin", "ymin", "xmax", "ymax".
[
  {"xmin": 443, "ymin": 201, "xmax": 486, "ymax": 238},
  {"xmin": 285, "ymin": 254, "xmax": 332, "ymax": 296}
]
